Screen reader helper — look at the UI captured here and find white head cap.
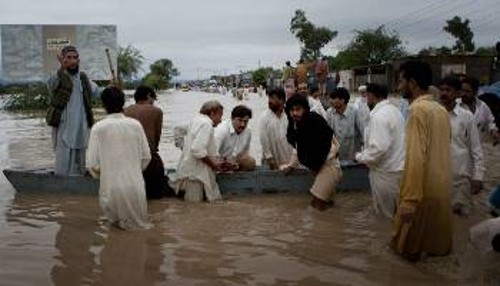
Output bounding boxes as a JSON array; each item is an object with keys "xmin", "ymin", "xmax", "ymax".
[{"xmin": 358, "ymin": 85, "xmax": 367, "ymax": 92}]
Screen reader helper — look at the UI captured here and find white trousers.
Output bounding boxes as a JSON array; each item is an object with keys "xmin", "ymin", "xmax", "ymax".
[{"xmin": 369, "ymin": 170, "xmax": 401, "ymax": 218}]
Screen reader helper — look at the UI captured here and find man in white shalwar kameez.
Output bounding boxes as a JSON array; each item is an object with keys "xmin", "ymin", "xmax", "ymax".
[
  {"xmin": 259, "ymin": 88, "xmax": 294, "ymax": 169},
  {"xmin": 460, "ymin": 77, "xmax": 499, "ymax": 143},
  {"xmin": 353, "ymin": 85, "xmax": 370, "ymax": 127},
  {"xmin": 170, "ymin": 101, "xmax": 224, "ymax": 202},
  {"xmin": 355, "ymin": 83, "xmax": 405, "ymax": 218},
  {"xmin": 214, "ymin": 105, "xmax": 255, "ymax": 171},
  {"xmin": 459, "ymin": 218, "xmax": 500, "ymax": 284},
  {"xmin": 87, "ymin": 87, "xmax": 151, "ymax": 230},
  {"xmin": 438, "ymin": 76, "xmax": 485, "ymax": 216}
]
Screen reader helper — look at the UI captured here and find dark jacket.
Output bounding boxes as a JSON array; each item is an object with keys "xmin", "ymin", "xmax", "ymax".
[
  {"xmin": 287, "ymin": 111, "xmax": 333, "ymax": 172},
  {"xmin": 45, "ymin": 68, "xmax": 94, "ymax": 127}
]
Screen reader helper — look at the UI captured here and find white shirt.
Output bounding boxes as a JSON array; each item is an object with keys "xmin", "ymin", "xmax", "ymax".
[
  {"xmin": 355, "ymin": 100, "xmax": 405, "ymax": 172},
  {"xmin": 461, "ymin": 99, "xmax": 498, "ymax": 141},
  {"xmin": 353, "ymin": 97, "xmax": 371, "ymax": 127},
  {"xmin": 325, "ymin": 105, "xmax": 365, "ymax": 160},
  {"xmin": 449, "ymin": 104, "xmax": 485, "ymax": 181},
  {"xmin": 470, "ymin": 218, "xmax": 500, "ymax": 255},
  {"xmin": 214, "ymin": 120, "xmax": 251, "ymax": 160},
  {"xmin": 170, "ymin": 114, "xmax": 222, "ymax": 202},
  {"xmin": 86, "ymin": 113, "xmax": 151, "ymax": 230},
  {"xmin": 259, "ymin": 109, "xmax": 293, "ymax": 165},
  {"xmin": 308, "ymin": 97, "xmax": 327, "ymax": 119}
]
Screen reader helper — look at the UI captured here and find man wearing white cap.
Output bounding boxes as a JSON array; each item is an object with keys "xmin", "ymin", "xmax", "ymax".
[{"xmin": 353, "ymin": 85, "xmax": 371, "ymax": 127}]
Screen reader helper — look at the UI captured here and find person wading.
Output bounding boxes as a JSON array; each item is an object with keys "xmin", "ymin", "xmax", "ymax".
[
  {"xmin": 392, "ymin": 60, "xmax": 453, "ymax": 261},
  {"xmin": 124, "ymin": 85, "xmax": 175, "ymax": 199}
]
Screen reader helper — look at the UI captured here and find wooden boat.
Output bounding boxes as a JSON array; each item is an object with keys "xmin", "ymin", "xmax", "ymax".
[{"xmin": 2, "ymin": 161, "xmax": 370, "ymax": 196}]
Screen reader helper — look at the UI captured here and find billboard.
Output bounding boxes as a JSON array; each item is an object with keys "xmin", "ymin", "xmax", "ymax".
[{"xmin": 0, "ymin": 25, "xmax": 117, "ymax": 83}]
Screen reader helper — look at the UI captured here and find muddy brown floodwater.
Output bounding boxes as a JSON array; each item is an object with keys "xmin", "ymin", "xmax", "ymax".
[{"xmin": 0, "ymin": 91, "xmax": 498, "ymax": 285}]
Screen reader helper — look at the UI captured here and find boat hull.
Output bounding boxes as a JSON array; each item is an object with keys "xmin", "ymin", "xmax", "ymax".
[{"xmin": 3, "ymin": 162, "xmax": 370, "ymax": 196}]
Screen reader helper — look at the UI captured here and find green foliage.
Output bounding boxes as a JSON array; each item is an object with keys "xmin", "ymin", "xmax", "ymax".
[
  {"xmin": 1, "ymin": 82, "xmax": 103, "ymax": 111},
  {"xmin": 443, "ymin": 16, "xmax": 475, "ymax": 52},
  {"xmin": 142, "ymin": 73, "xmax": 165, "ymax": 90},
  {"xmin": 329, "ymin": 26, "xmax": 406, "ymax": 70},
  {"xmin": 117, "ymin": 45, "xmax": 144, "ymax": 81},
  {"xmin": 1, "ymin": 83, "xmax": 49, "ymax": 110},
  {"xmin": 290, "ymin": 9, "xmax": 338, "ymax": 60},
  {"xmin": 142, "ymin": 58, "xmax": 179, "ymax": 90},
  {"xmin": 252, "ymin": 67, "xmax": 273, "ymax": 86}
]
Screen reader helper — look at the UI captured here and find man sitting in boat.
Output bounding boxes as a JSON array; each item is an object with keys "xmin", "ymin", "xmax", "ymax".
[
  {"xmin": 124, "ymin": 85, "xmax": 174, "ymax": 199},
  {"xmin": 280, "ymin": 94, "xmax": 342, "ymax": 211},
  {"xmin": 214, "ymin": 105, "xmax": 256, "ymax": 171},
  {"xmin": 259, "ymin": 88, "xmax": 294, "ymax": 170},
  {"xmin": 86, "ymin": 87, "xmax": 152, "ymax": 230},
  {"xmin": 169, "ymin": 101, "xmax": 225, "ymax": 202}
]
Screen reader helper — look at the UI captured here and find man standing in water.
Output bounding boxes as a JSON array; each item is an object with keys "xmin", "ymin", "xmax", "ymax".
[
  {"xmin": 87, "ymin": 87, "xmax": 152, "ymax": 230},
  {"xmin": 280, "ymin": 94, "xmax": 341, "ymax": 211},
  {"xmin": 259, "ymin": 88, "xmax": 294, "ymax": 170},
  {"xmin": 325, "ymin": 87, "xmax": 365, "ymax": 160},
  {"xmin": 460, "ymin": 76, "xmax": 499, "ymax": 142},
  {"xmin": 393, "ymin": 60, "xmax": 453, "ymax": 261},
  {"xmin": 170, "ymin": 101, "xmax": 224, "ymax": 202},
  {"xmin": 46, "ymin": 45, "xmax": 101, "ymax": 175},
  {"xmin": 124, "ymin": 85, "xmax": 174, "ymax": 199},
  {"xmin": 355, "ymin": 83, "xmax": 405, "ymax": 218},
  {"xmin": 438, "ymin": 76, "xmax": 484, "ymax": 216}
]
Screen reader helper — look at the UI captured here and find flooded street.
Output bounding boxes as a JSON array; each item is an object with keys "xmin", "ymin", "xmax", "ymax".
[{"xmin": 0, "ymin": 91, "xmax": 498, "ymax": 285}]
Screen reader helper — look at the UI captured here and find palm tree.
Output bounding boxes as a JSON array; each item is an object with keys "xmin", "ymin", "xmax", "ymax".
[{"xmin": 117, "ymin": 45, "xmax": 144, "ymax": 82}]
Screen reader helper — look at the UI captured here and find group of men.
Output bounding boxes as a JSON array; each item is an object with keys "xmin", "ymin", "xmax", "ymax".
[
  {"xmin": 282, "ymin": 57, "xmax": 330, "ymax": 99},
  {"xmin": 46, "ymin": 46, "xmax": 170, "ymax": 229},
  {"xmin": 46, "ymin": 45, "xmax": 499, "ymax": 264}
]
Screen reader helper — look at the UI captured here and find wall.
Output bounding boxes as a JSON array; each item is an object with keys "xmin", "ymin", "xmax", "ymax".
[{"xmin": 1, "ymin": 25, "xmax": 117, "ymax": 83}]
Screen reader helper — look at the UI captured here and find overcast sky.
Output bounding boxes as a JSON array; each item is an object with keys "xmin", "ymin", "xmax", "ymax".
[{"xmin": 1, "ymin": 0, "xmax": 499, "ymax": 79}]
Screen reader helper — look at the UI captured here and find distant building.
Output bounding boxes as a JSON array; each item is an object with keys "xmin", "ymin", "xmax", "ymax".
[
  {"xmin": 338, "ymin": 54, "xmax": 495, "ymax": 92},
  {"xmin": 0, "ymin": 24, "xmax": 117, "ymax": 83}
]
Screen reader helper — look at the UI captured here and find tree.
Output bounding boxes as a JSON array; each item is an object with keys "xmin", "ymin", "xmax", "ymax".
[
  {"xmin": 290, "ymin": 9, "xmax": 338, "ymax": 60},
  {"xmin": 117, "ymin": 45, "xmax": 144, "ymax": 81},
  {"xmin": 142, "ymin": 58, "xmax": 179, "ymax": 90},
  {"xmin": 329, "ymin": 25, "xmax": 406, "ymax": 70},
  {"xmin": 252, "ymin": 67, "xmax": 273, "ymax": 86},
  {"xmin": 443, "ymin": 16, "xmax": 475, "ymax": 52}
]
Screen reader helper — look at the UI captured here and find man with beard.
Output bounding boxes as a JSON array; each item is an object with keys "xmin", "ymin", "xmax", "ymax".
[
  {"xmin": 124, "ymin": 85, "xmax": 174, "ymax": 199},
  {"xmin": 259, "ymin": 88, "xmax": 294, "ymax": 170},
  {"xmin": 46, "ymin": 45, "xmax": 102, "ymax": 175},
  {"xmin": 392, "ymin": 60, "xmax": 453, "ymax": 261},
  {"xmin": 280, "ymin": 94, "xmax": 342, "ymax": 211},
  {"xmin": 438, "ymin": 76, "xmax": 484, "ymax": 216},
  {"xmin": 355, "ymin": 83, "xmax": 405, "ymax": 218}
]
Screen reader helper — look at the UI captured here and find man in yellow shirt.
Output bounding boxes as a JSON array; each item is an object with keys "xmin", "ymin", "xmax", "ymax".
[{"xmin": 392, "ymin": 60, "xmax": 453, "ymax": 261}]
